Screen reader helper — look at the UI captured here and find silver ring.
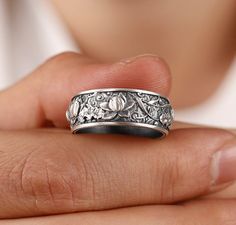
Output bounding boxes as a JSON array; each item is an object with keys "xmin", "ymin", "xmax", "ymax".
[{"xmin": 66, "ymin": 88, "xmax": 174, "ymax": 138}]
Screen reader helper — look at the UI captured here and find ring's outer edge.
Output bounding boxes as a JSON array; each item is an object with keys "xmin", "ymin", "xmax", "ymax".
[
  {"xmin": 72, "ymin": 88, "xmax": 170, "ymax": 102},
  {"xmin": 72, "ymin": 121, "xmax": 168, "ymax": 138}
]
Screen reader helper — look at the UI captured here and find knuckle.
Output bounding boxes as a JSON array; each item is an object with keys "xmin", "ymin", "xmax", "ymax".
[
  {"xmin": 157, "ymin": 155, "xmax": 181, "ymax": 203},
  {"xmin": 153, "ymin": 149, "xmax": 203, "ymax": 203},
  {"xmin": 5, "ymin": 139, "xmax": 99, "ymax": 213},
  {"xmin": 38, "ymin": 51, "xmax": 80, "ymax": 80},
  {"xmin": 45, "ymin": 51, "xmax": 80, "ymax": 66},
  {"xmin": 21, "ymin": 160, "xmax": 75, "ymax": 211}
]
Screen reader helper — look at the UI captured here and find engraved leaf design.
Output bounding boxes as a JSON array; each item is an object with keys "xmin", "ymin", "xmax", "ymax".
[
  {"xmin": 69, "ymin": 101, "xmax": 80, "ymax": 117},
  {"xmin": 102, "ymin": 112, "xmax": 117, "ymax": 120},
  {"xmin": 124, "ymin": 99, "xmax": 135, "ymax": 111},
  {"xmin": 100, "ymin": 102, "xmax": 110, "ymax": 111},
  {"xmin": 135, "ymin": 96, "xmax": 159, "ymax": 121},
  {"xmin": 118, "ymin": 110, "xmax": 130, "ymax": 118},
  {"xmin": 148, "ymin": 99, "xmax": 159, "ymax": 105},
  {"xmin": 135, "ymin": 96, "xmax": 149, "ymax": 115},
  {"xmin": 66, "ymin": 110, "xmax": 70, "ymax": 122}
]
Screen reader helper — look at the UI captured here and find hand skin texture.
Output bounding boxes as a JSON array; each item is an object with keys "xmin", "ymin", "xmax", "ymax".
[
  {"xmin": 0, "ymin": 53, "xmax": 236, "ymax": 224},
  {"xmin": 2, "ymin": 200, "xmax": 236, "ymax": 225}
]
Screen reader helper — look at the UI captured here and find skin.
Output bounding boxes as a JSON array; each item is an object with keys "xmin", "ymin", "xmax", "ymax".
[
  {"xmin": 0, "ymin": 53, "xmax": 236, "ymax": 225},
  {"xmin": 51, "ymin": 0, "xmax": 236, "ymax": 108},
  {"xmin": 1, "ymin": 0, "xmax": 236, "ymax": 224}
]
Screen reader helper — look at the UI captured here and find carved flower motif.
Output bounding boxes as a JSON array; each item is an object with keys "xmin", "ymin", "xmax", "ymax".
[
  {"xmin": 78, "ymin": 106, "xmax": 105, "ymax": 122},
  {"xmin": 160, "ymin": 113, "xmax": 173, "ymax": 127},
  {"xmin": 79, "ymin": 106, "xmax": 93, "ymax": 121},
  {"xmin": 100, "ymin": 93, "xmax": 135, "ymax": 120},
  {"xmin": 148, "ymin": 106, "xmax": 161, "ymax": 119},
  {"xmin": 66, "ymin": 100, "xmax": 80, "ymax": 123}
]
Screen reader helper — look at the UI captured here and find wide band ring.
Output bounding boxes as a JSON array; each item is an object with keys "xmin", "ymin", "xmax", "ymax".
[{"xmin": 66, "ymin": 88, "xmax": 174, "ymax": 138}]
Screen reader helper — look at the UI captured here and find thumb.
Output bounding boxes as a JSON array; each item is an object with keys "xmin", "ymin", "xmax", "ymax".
[{"xmin": 0, "ymin": 52, "xmax": 171, "ymax": 130}]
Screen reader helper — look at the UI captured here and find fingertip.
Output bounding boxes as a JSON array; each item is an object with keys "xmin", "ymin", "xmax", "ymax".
[
  {"xmin": 121, "ymin": 56, "xmax": 172, "ymax": 95},
  {"xmin": 79, "ymin": 55, "xmax": 172, "ymax": 96}
]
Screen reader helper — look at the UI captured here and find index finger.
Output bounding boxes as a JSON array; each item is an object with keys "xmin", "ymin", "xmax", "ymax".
[{"xmin": 0, "ymin": 53, "xmax": 171, "ymax": 129}]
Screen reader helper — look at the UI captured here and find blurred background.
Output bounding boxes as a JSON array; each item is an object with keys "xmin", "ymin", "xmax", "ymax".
[{"xmin": 0, "ymin": 0, "xmax": 235, "ymax": 127}]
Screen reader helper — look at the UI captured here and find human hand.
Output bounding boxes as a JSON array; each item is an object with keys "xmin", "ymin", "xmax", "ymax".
[
  {"xmin": 2, "ymin": 200, "xmax": 236, "ymax": 225},
  {"xmin": 0, "ymin": 53, "xmax": 235, "ymax": 220}
]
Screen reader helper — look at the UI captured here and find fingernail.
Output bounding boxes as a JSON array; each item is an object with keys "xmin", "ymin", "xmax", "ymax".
[
  {"xmin": 118, "ymin": 53, "xmax": 161, "ymax": 65},
  {"xmin": 211, "ymin": 145, "xmax": 236, "ymax": 185}
]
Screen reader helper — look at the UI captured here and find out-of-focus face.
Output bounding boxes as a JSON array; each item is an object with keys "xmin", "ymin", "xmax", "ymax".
[
  {"xmin": 51, "ymin": 0, "xmax": 236, "ymax": 107},
  {"xmin": 52, "ymin": 0, "xmax": 235, "ymax": 62}
]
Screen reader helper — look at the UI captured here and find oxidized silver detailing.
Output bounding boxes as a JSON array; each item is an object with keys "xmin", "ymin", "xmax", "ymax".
[{"xmin": 66, "ymin": 88, "xmax": 174, "ymax": 138}]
